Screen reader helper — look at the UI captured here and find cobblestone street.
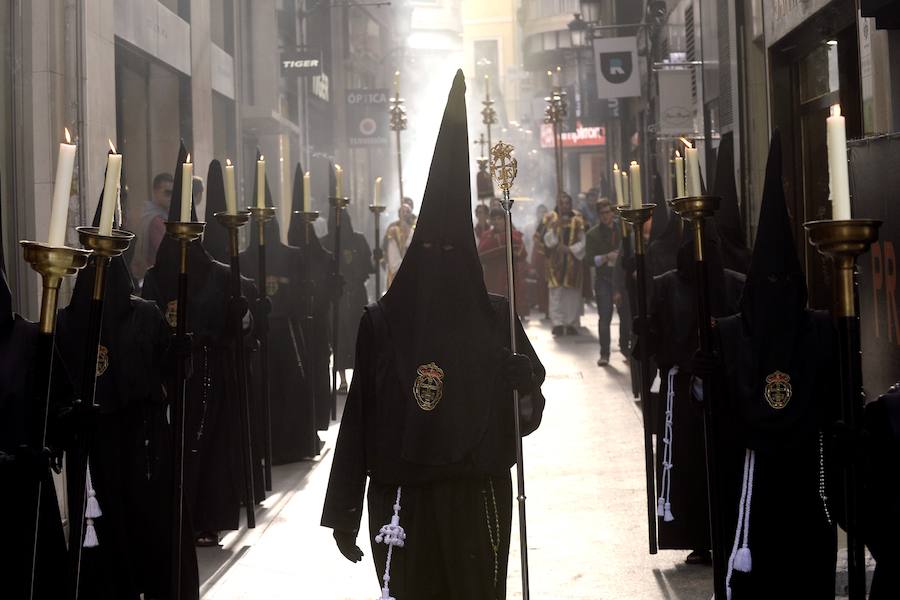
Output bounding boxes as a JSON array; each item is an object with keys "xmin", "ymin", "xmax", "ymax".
[{"xmin": 201, "ymin": 314, "xmax": 713, "ymax": 599}]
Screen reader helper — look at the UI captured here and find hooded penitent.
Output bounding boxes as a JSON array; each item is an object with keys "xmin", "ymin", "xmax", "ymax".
[
  {"xmin": 648, "ymin": 173, "xmax": 681, "ymax": 278},
  {"xmin": 141, "ymin": 143, "xmax": 247, "ymax": 537},
  {"xmin": 240, "ymin": 157, "xmax": 321, "ymax": 461},
  {"xmin": 203, "ymin": 159, "xmax": 231, "ymax": 264},
  {"xmin": 57, "ymin": 177, "xmax": 198, "ymax": 599},
  {"xmin": 287, "ymin": 162, "xmax": 334, "ymax": 431},
  {"xmin": 712, "ymin": 133, "xmax": 750, "ymax": 274},
  {"xmin": 713, "ymin": 131, "xmax": 840, "ymax": 599},
  {"xmin": 321, "ymin": 165, "xmax": 373, "ymax": 373},
  {"xmin": 0, "ymin": 176, "xmax": 70, "ymax": 599}
]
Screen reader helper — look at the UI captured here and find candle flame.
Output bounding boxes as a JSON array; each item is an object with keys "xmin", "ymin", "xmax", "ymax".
[
  {"xmin": 226, "ymin": 158, "xmax": 232, "ymax": 166},
  {"xmin": 108, "ymin": 139, "xmax": 116, "ymax": 153},
  {"xmin": 679, "ymin": 137, "xmax": 692, "ymax": 149},
  {"xmin": 185, "ymin": 153, "xmax": 191, "ymax": 163},
  {"xmin": 375, "ymin": 176, "xmax": 383, "ymax": 184},
  {"xmin": 613, "ymin": 163, "xmax": 619, "ymax": 171},
  {"xmin": 675, "ymin": 150, "xmax": 681, "ymax": 158},
  {"xmin": 831, "ymin": 104, "xmax": 841, "ymax": 118},
  {"xmin": 631, "ymin": 160, "xmax": 638, "ymax": 167},
  {"xmin": 335, "ymin": 164, "xmax": 342, "ymax": 172},
  {"xmin": 259, "ymin": 155, "xmax": 264, "ymax": 162},
  {"xmin": 65, "ymin": 128, "xmax": 72, "ymax": 144}
]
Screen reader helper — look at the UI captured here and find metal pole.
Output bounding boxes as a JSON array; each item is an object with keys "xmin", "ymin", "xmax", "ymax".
[
  {"xmin": 329, "ymin": 198, "xmax": 348, "ymax": 420},
  {"xmin": 170, "ymin": 242, "xmax": 190, "ymax": 600},
  {"xmin": 256, "ymin": 219, "xmax": 273, "ymax": 492}
]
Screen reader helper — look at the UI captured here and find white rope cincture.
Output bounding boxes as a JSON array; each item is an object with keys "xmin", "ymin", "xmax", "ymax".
[
  {"xmin": 725, "ymin": 448, "xmax": 756, "ymax": 599},
  {"xmin": 657, "ymin": 366, "xmax": 677, "ymax": 523},
  {"xmin": 374, "ymin": 486, "xmax": 406, "ymax": 600},
  {"xmin": 83, "ymin": 459, "xmax": 102, "ymax": 548}
]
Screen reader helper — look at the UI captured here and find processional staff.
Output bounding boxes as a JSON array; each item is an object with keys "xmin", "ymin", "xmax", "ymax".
[
  {"xmin": 330, "ymin": 165, "xmax": 349, "ymax": 421},
  {"xmin": 489, "ymin": 140, "xmax": 531, "ymax": 600}
]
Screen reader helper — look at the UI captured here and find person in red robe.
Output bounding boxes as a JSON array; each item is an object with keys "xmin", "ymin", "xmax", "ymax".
[{"xmin": 478, "ymin": 207, "xmax": 529, "ymax": 317}]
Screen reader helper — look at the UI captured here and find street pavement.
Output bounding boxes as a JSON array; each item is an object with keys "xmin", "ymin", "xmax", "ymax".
[{"xmin": 201, "ymin": 311, "xmax": 714, "ymax": 599}]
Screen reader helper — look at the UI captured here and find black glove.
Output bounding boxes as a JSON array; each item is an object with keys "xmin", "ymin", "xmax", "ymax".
[
  {"xmin": 333, "ymin": 529, "xmax": 364, "ymax": 563},
  {"xmin": 501, "ymin": 348, "xmax": 534, "ymax": 393},
  {"xmin": 373, "ymin": 247, "xmax": 384, "ymax": 262},
  {"xmin": 690, "ymin": 349, "xmax": 721, "ymax": 378}
]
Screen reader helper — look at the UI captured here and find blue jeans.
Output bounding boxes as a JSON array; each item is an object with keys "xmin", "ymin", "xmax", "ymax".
[{"xmin": 594, "ymin": 275, "xmax": 614, "ymax": 356}]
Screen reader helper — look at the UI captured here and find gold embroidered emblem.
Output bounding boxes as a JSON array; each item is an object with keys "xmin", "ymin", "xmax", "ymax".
[
  {"xmin": 343, "ymin": 249, "xmax": 354, "ymax": 265},
  {"xmin": 96, "ymin": 345, "xmax": 109, "ymax": 377},
  {"xmin": 765, "ymin": 371, "xmax": 792, "ymax": 410},
  {"xmin": 165, "ymin": 300, "xmax": 178, "ymax": 328},
  {"xmin": 266, "ymin": 275, "xmax": 280, "ymax": 297},
  {"xmin": 413, "ymin": 362, "xmax": 445, "ymax": 411}
]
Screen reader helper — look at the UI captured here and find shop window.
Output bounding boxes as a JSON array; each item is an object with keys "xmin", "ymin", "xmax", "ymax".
[{"xmin": 799, "ymin": 42, "xmax": 840, "ymax": 103}]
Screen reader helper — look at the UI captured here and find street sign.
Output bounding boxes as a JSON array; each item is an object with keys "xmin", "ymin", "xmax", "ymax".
[
  {"xmin": 346, "ymin": 89, "xmax": 389, "ymax": 147},
  {"xmin": 281, "ymin": 50, "xmax": 323, "ymax": 77},
  {"xmin": 540, "ymin": 122, "xmax": 606, "ymax": 148},
  {"xmin": 593, "ymin": 37, "xmax": 641, "ymax": 99}
]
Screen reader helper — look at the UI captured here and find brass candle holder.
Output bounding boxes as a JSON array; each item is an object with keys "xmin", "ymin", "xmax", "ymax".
[
  {"xmin": 215, "ymin": 210, "xmax": 252, "ymax": 256},
  {"xmin": 617, "ymin": 204, "xmax": 656, "ymax": 255},
  {"xmin": 805, "ymin": 219, "xmax": 882, "ymax": 317},
  {"xmin": 164, "ymin": 221, "xmax": 206, "ymax": 274},
  {"xmin": 293, "ymin": 211, "xmax": 320, "ymax": 246},
  {"xmin": 20, "ymin": 242, "xmax": 91, "ymax": 334},
  {"xmin": 248, "ymin": 205, "xmax": 277, "ymax": 246},
  {"xmin": 76, "ymin": 227, "xmax": 134, "ymax": 300},
  {"xmin": 670, "ymin": 196, "xmax": 721, "ymax": 262}
]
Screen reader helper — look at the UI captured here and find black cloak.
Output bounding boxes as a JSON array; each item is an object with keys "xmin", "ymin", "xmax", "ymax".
[
  {"xmin": 0, "ymin": 175, "xmax": 72, "ymax": 599},
  {"xmin": 141, "ymin": 143, "xmax": 245, "ymax": 534},
  {"xmin": 287, "ymin": 163, "xmax": 336, "ymax": 431},
  {"xmin": 240, "ymin": 158, "xmax": 320, "ymax": 462},
  {"xmin": 56, "ymin": 184, "xmax": 198, "ymax": 599},
  {"xmin": 321, "ymin": 167, "xmax": 373, "ymax": 372},
  {"xmin": 713, "ymin": 131, "xmax": 840, "ymax": 599},
  {"xmin": 712, "ymin": 132, "xmax": 751, "ymax": 274},
  {"xmin": 322, "ymin": 70, "xmax": 546, "ymax": 600}
]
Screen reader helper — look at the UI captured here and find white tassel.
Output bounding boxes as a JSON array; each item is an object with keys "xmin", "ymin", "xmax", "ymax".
[
  {"xmin": 86, "ymin": 490, "xmax": 102, "ymax": 519},
  {"xmin": 374, "ymin": 487, "xmax": 405, "ymax": 600},
  {"xmin": 663, "ymin": 501, "xmax": 674, "ymax": 523},
  {"xmin": 656, "ymin": 496, "xmax": 665, "ymax": 517},
  {"xmin": 726, "ymin": 449, "xmax": 756, "ymax": 598},
  {"xmin": 83, "ymin": 519, "xmax": 99, "ymax": 548},
  {"xmin": 658, "ymin": 367, "xmax": 678, "ymax": 522},
  {"xmin": 734, "ymin": 547, "xmax": 752, "ymax": 573}
]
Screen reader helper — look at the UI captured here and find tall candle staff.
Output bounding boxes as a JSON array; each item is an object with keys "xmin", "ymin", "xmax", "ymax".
[
  {"xmin": 544, "ymin": 83, "xmax": 568, "ymax": 202},
  {"xmin": 369, "ymin": 177, "xmax": 386, "ymax": 298},
  {"xmin": 389, "ymin": 71, "xmax": 407, "ymax": 206},
  {"xmin": 806, "ymin": 104, "xmax": 878, "ymax": 600},
  {"xmin": 670, "ymin": 192, "xmax": 727, "ymax": 600},
  {"xmin": 329, "ymin": 164, "xmax": 349, "ymax": 420},
  {"xmin": 616, "ymin": 164, "xmax": 659, "ymax": 557},
  {"xmin": 489, "ymin": 140, "xmax": 531, "ymax": 600},
  {"xmin": 164, "ymin": 147, "xmax": 205, "ymax": 600},
  {"xmin": 69, "ymin": 147, "xmax": 134, "ymax": 600},
  {"xmin": 23, "ymin": 130, "xmax": 91, "ymax": 600},
  {"xmin": 248, "ymin": 155, "xmax": 277, "ymax": 492}
]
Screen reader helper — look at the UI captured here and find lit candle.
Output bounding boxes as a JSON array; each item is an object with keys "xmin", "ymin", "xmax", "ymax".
[
  {"xmin": 48, "ymin": 128, "xmax": 76, "ymax": 246},
  {"xmin": 225, "ymin": 159, "xmax": 237, "ymax": 215},
  {"xmin": 629, "ymin": 161, "xmax": 642, "ymax": 209},
  {"xmin": 98, "ymin": 140, "xmax": 122, "ymax": 236},
  {"xmin": 394, "ymin": 70, "xmax": 400, "ymax": 95},
  {"xmin": 180, "ymin": 154, "xmax": 193, "ymax": 222},
  {"xmin": 335, "ymin": 164, "xmax": 344, "ymax": 198},
  {"xmin": 685, "ymin": 144, "xmax": 701, "ymax": 197},
  {"xmin": 303, "ymin": 171, "xmax": 311, "ymax": 212},
  {"xmin": 257, "ymin": 155, "xmax": 266, "ymax": 209},
  {"xmin": 674, "ymin": 150, "xmax": 685, "ymax": 198},
  {"xmin": 621, "ymin": 172, "xmax": 629, "ymax": 207},
  {"xmin": 613, "ymin": 163, "xmax": 623, "ymax": 206},
  {"xmin": 374, "ymin": 176, "xmax": 383, "ymax": 206},
  {"xmin": 485, "ymin": 74, "xmax": 490, "ymax": 98},
  {"xmin": 827, "ymin": 104, "xmax": 851, "ymax": 220}
]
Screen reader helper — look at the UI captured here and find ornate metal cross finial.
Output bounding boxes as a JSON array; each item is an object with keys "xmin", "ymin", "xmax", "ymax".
[
  {"xmin": 474, "ymin": 133, "xmax": 488, "ymax": 158},
  {"xmin": 489, "ymin": 141, "xmax": 517, "ymax": 193}
]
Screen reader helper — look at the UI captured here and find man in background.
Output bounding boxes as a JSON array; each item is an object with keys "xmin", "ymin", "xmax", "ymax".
[
  {"xmin": 382, "ymin": 197, "xmax": 416, "ymax": 289},
  {"xmin": 585, "ymin": 199, "xmax": 621, "ymax": 366},
  {"xmin": 132, "ymin": 172, "xmax": 173, "ymax": 283}
]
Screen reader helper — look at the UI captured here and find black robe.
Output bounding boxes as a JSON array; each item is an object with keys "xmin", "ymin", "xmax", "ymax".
[
  {"xmin": 322, "ymin": 226, "xmax": 373, "ymax": 371},
  {"xmin": 714, "ymin": 310, "xmax": 840, "ymax": 599},
  {"xmin": 0, "ymin": 316, "xmax": 72, "ymax": 599},
  {"xmin": 242, "ymin": 235, "xmax": 320, "ymax": 464},
  {"xmin": 648, "ymin": 263, "xmax": 744, "ymax": 551},
  {"xmin": 322, "ymin": 295, "xmax": 544, "ymax": 599},
  {"xmin": 143, "ymin": 254, "xmax": 246, "ymax": 533},
  {"xmin": 56, "ymin": 294, "xmax": 199, "ymax": 599}
]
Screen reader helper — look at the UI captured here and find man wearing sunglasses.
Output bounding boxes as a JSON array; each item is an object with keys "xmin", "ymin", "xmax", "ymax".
[{"xmin": 133, "ymin": 172, "xmax": 173, "ymax": 283}]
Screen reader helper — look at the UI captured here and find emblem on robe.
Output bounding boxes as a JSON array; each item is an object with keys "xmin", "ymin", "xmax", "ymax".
[
  {"xmin": 96, "ymin": 345, "xmax": 109, "ymax": 377},
  {"xmin": 413, "ymin": 362, "xmax": 444, "ymax": 411},
  {"xmin": 765, "ymin": 371, "xmax": 792, "ymax": 410},
  {"xmin": 343, "ymin": 249, "xmax": 354, "ymax": 265},
  {"xmin": 166, "ymin": 300, "xmax": 178, "ymax": 328},
  {"xmin": 266, "ymin": 275, "xmax": 280, "ymax": 297}
]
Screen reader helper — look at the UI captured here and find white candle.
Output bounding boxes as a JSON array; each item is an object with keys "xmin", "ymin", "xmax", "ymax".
[
  {"xmin": 303, "ymin": 171, "xmax": 311, "ymax": 212},
  {"xmin": 827, "ymin": 104, "xmax": 851, "ymax": 220},
  {"xmin": 180, "ymin": 155, "xmax": 193, "ymax": 222},
  {"xmin": 613, "ymin": 164, "xmax": 624, "ymax": 206},
  {"xmin": 335, "ymin": 164, "xmax": 344, "ymax": 198},
  {"xmin": 629, "ymin": 161, "xmax": 642, "ymax": 209},
  {"xmin": 621, "ymin": 172, "xmax": 629, "ymax": 207},
  {"xmin": 674, "ymin": 150, "xmax": 685, "ymax": 198},
  {"xmin": 48, "ymin": 129, "xmax": 76, "ymax": 246},
  {"xmin": 374, "ymin": 176, "xmax": 383, "ymax": 206},
  {"xmin": 225, "ymin": 159, "xmax": 237, "ymax": 215},
  {"xmin": 685, "ymin": 145, "xmax": 701, "ymax": 197},
  {"xmin": 257, "ymin": 156, "xmax": 266, "ymax": 209},
  {"xmin": 99, "ymin": 142, "xmax": 122, "ymax": 236}
]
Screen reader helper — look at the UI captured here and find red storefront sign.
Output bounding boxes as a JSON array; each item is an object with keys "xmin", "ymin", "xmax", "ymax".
[{"xmin": 540, "ymin": 122, "xmax": 606, "ymax": 148}]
